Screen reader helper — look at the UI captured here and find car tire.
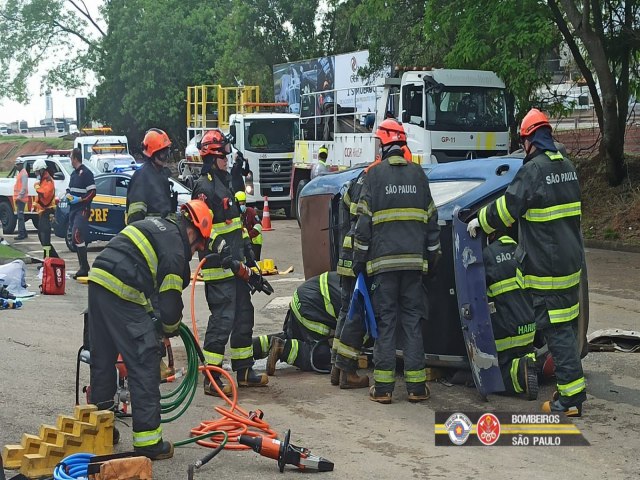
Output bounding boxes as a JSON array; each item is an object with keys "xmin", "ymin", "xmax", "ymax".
[
  {"xmin": 66, "ymin": 225, "xmax": 77, "ymax": 253},
  {"xmin": 31, "ymin": 216, "xmax": 39, "ymax": 229},
  {"xmin": 283, "ymin": 205, "xmax": 292, "ymax": 219},
  {"xmin": 0, "ymin": 200, "xmax": 17, "ymax": 234},
  {"xmin": 295, "ymin": 179, "xmax": 307, "ymax": 228}
]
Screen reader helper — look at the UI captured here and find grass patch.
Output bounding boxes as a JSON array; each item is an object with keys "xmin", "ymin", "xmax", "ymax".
[
  {"xmin": 0, "ymin": 136, "xmax": 72, "ymax": 149},
  {"xmin": 0, "ymin": 243, "xmax": 29, "ymax": 263}
]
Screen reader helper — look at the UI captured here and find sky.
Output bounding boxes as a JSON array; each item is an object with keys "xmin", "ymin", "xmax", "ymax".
[{"xmin": 0, "ymin": 0, "xmax": 104, "ymax": 127}]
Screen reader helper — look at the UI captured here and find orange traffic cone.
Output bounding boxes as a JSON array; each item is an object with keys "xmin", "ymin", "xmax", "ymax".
[{"xmin": 262, "ymin": 196, "xmax": 274, "ymax": 231}]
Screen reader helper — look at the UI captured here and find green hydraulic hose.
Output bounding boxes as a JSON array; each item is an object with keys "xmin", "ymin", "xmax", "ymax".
[{"xmin": 158, "ymin": 323, "xmax": 228, "ymax": 449}]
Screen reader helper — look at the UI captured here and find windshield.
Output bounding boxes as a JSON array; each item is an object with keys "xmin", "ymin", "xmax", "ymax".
[
  {"xmin": 243, "ymin": 119, "xmax": 298, "ymax": 153},
  {"xmin": 425, "ymin": 87, "xmax": 507, "ymax": 132},
  {"xmin": 83, "ymin": 143, "xmax": 127, "ymax": 159},
  {"xmin": 430, "ymin": 180, "xmax": 484, "ymax": 207}
]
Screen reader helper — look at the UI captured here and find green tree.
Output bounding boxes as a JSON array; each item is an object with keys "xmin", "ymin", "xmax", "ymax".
[
  {"xmin": 424, "ymin": 0, "xmax": 559, "ymax": 148},
  {"xmin": 0, "ymin": 0, "xmax": 104, "ymax": 102},
  {"xmin": 548, "ymin": 0, "xmax": 640, "ymax": 186}
]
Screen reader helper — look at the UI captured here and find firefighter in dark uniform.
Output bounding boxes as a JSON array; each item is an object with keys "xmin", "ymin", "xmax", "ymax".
[
  {"xmin": 192, "ymin": 129, "xmax": 267, "ymax": 397},
  {"xmin": 127, "ymin": 128, "xmax": 176, "ymax": 223},
  {"xmin": 353, "ymin": 119, "xmax": 441, "ymax": 404},
  {"xmin": 469, "ymin": 108, "xmax": 586, "ymax": 416},
  {"xmin": 88, "ymin": 200, "xmax": 212, "ymax": 460},
  {"xmin": 331, "ymin": 167, "xmax": 375, "ymax": 390},
  {"xmin": 253, "ymin": 272, "xmax": 341, "ymax": 374},
  {"xmin": 483, "ymin": 233, "xmax": 538, "ymax": 399},
  {"xmin": 66, "ymin": 147, "xmax": 96, "ymax": 279}
]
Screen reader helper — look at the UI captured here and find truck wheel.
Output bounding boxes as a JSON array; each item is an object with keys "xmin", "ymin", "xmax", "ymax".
[
  {"xmin": 283, "ymin": 206, "xmax": 292, "ymax": 219},
  {"xmin": 295, "ymin": 180, "xmax": 307, "ymax": 228},
  {"xmin": 66, "ymin": 225, "xmax": 77, "ymax": 253},
  {"xmin": 0, "ymin": 200, "xmax": 17, "ymax": 234}
]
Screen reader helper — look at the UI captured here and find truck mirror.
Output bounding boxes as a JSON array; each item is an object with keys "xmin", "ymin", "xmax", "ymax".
[
  {"xmin": 53, "ymin": 172, "xmax": 65, "ymax": 180},
  {"xmin": 229, "ymin": 125, "xmax": 236, "ymax": 144}
]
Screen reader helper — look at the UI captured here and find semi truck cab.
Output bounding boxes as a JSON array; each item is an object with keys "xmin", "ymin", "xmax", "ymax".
[{"xmin": 229, "ymin": 112, "xmax": 299, "ymax": 214}]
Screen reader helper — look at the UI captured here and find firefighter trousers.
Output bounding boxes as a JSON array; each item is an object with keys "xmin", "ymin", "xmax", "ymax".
[
  {"xmin": 38, "ymin": 210, "xmax": 58, "ymax": 258},
  {"xmin": 331, "ymin": 275, "xmax": 353, "ymax": 365},
  {"xmin": 534, "ymin": 294, "xmax": 587, "ymax": 405},
  {"xmin": 88, "ymin": 283, "xmax": 162, "ymax": 446},
  {"xmin": 335, "ymin": 275, "xmax": 369, "ymax": 373},
  {"xmin": 203, "ymin": 277, "xmax": 255, "ymax": 371},
  {"xmin": 370, "ymin": 270, "xmax": 426, "ymax": 395},
  {"xmin": 498, "ymin": 348, "xmax": 535, "ymax": 395}
]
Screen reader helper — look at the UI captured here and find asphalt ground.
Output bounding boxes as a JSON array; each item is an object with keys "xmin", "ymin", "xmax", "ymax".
[{"xmin": 1, "ymin": 216, "xmax": 639, "ymax": 479}]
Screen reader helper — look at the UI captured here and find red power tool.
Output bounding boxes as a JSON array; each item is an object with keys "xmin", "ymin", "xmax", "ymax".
[{"xmin": 239, "ymin": 430, "xmax": 334, "ymax": 472}]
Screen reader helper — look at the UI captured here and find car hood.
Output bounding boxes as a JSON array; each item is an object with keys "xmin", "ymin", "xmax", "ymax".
[{"xmin": 299, "ymin": 156, "xmax": 523, "ymax": 221}]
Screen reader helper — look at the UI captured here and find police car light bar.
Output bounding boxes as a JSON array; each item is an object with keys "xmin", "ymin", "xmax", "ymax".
[
  {"xmin": 45, "ymin": 149, "xmax": 72, "ymax": 156},
  {"xmin": 112, "ymin": 165, "xmax": 141, "ymax": 173}
]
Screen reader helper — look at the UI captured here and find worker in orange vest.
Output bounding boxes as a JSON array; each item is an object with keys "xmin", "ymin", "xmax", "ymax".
[
  {"xmin": 32, "ymin": 159, "xmax": 59, "ymax": 258},
  {"xmin": 13, "ymin": 157, "xmax": 29, "ymax": 240}
]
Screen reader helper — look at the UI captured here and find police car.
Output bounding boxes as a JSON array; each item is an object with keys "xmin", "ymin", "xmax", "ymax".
[
  {"xmin": 54, "ymin": 168, "xmax": 191, "ymax": 251},
  {"xmin": 298, "ymin": 155, "xmax": 589, "ymax": 395}
]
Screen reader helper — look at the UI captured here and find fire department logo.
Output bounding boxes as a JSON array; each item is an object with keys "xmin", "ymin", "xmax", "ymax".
[
  {"xmin": 271, "ymin": 162, "xmax": 281, "ymax": 174},
  {"xmin": 444, "ymin": 413, "xmax": 472, "ymax": 445},
  {"xmin": 476, "ymin": 413, "xmax": 501, "ymax": 446}
]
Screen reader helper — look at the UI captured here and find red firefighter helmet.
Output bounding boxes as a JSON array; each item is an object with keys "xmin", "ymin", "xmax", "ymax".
[
  {"xmin": 142, "ymin": 128, "xmax": 171, "ymax": 157},
  {"xmin": 198, "ymin": 129, "xmax": 231, "ymax": 157},
  {"xmin": 181, "ymin": 199, "xmax": 213, "ymax": 240},
  {"xmin": 374, "ymin": 119, "xmax": 407, "ymax": 146},
  {"xmin": 520, "ymin": 108, "xmax": 551, "ymax": 138}
]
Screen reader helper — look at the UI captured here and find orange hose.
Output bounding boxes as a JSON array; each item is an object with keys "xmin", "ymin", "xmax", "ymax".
[{"xmin": 189, "ymin": 257, "xmax": 278, "ymax": 450}]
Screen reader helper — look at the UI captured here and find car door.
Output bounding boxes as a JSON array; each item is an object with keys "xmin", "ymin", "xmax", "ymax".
[
  {"xmin": 89, "ymin": 175, "xmax": 117, "ymax": 240},
  {"xmin": 451, "ymin": 207, "xmax": 504, "ymax": 400}
]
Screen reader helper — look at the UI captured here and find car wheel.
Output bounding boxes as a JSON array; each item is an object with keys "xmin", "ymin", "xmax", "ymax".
[
  {"xmin": 0, "ymin": 200, "xmax": 17, "ymax": 234},
  {"xmin": 66, "ymin": 225, "xmax": 77, "ymax": 252},
  {"xmin": 31, "ymin": 216, "xmax": 39, "ymax": 229},
  {"xmin": 295, "ymin": 179, "xmax": 307, "ymax": 228}
]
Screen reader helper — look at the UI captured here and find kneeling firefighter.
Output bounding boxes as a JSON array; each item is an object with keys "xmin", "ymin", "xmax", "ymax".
[
  {"xmin": 483, "ymin": 233, "xmax": 538, "ymax": 399},
  {"xmin": 252, "ymin": 272, "xmax": 341, "ymax": 375},
  {"xmin": 87, "ymin": 200, "xmax": 212, "ymax": 460}
]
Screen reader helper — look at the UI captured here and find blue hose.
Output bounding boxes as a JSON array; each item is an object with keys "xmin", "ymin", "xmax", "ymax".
[{"xmin": 53, "ymin": 453, "xmax": 94, "ymax": 480}]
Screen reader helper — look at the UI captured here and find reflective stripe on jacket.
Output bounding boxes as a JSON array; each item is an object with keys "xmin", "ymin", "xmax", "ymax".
[
  {"xmin": 126, "ymin": 161, "xmax": 173, "ymax": 223},
  {"xmin": 353, "ymin": 153, "xmax": 440, "ymax": 276},
  {"xmin": 89, "ymin": 218, "xmax": 191, "ymax": 331},
  {"xmin": 337, "ymin": 171, "xmax": 365, "ymax": 277},
  {"xmin": 290, "ymin": 271, "xmax": 341, "ymax": 337},
  {"xmin": 483, "ymin": 236, "xmax": 535, "ymax": 353},
  {"xmin": 192, "ymin": 170, "xmax": 244, "ymax": 283},
  {"xmin": 477, "ymin": 150, "xmax": 583, "ymax": 320},
  {"xmin": 35, "ymin": 172, "xmax": 56, "ymax": 212}
]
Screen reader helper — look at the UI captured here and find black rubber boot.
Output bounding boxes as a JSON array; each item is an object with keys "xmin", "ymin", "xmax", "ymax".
[
  {"xmin": 203, "ymin": 373, "xmax": 233, "ymax": 397},
  {"xmin": 134, "ymin": 440, "xmax": 174, "ymax": 460},
  {"xmin": 73, "ymin": 246, "xmax": 90, "ymax": 279},
  {"xmin": 237, "ymin": 368, "xmax": 268, "ymax": 387}
]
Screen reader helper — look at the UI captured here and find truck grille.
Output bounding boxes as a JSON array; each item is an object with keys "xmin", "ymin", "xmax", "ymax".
[{"xmin": 259, "ymin": 158, "xmax": 292, "ymax": 197}]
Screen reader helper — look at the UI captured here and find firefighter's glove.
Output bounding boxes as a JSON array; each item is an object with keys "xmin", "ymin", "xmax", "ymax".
[
  {"xmin": 467, "ymin": 218, "xmax": 480, "ymax": 238},
  {"xmin": 426, "ymin": 249, "xmax": 442, "ymax": 280},
  {"xmin": 222, "ymin": 256, "xmax": 240, "ymax": 274},
  {"xmin": 352, "ymin": 261, "xmax": 366, "ymax": 277},
  {"xmin": 66, "ymin": 194, "xmax": 81, "ymax": 205}
]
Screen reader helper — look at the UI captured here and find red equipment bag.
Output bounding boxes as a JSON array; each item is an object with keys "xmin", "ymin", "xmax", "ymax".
[{"xmin": 40, "ymin": 257, "xmax": 66, "ymax": 295}]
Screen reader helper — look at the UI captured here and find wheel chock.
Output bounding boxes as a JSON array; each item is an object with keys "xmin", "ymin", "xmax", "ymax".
[{"xmin": 1, "ymin": 405, "xmax": 114, "ymax": 477}]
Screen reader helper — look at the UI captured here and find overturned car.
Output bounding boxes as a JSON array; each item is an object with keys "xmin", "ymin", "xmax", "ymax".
[{"xmin": 298, "ymin": 156, "xmax": 589, "ymax": 396}]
